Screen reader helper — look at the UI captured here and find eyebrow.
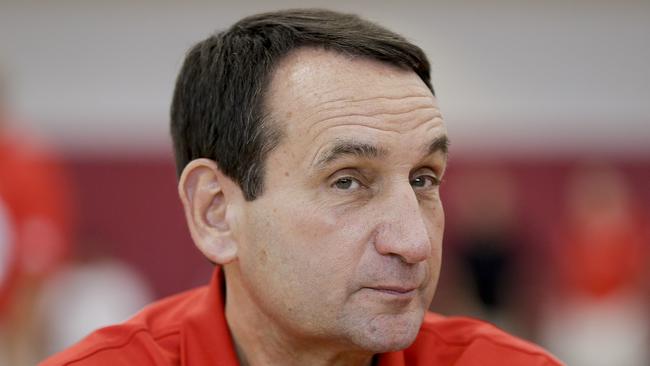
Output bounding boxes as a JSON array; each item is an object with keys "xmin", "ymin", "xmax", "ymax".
[
  {"xmin": 425, "ymin": 135, "xmax": 450, "ymax": 156},
  {"xmin": 315, "ymin": 140, "xmax": 387, "ymax": 168},
  {"xmin": 314, "ymin": 135, "xmax": 449, "ymax": 169}
]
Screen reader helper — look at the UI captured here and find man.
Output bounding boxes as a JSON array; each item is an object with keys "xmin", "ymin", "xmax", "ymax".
[{"xmin": 42, "ymin": 9, "xmax": 562, "ymax": 366}]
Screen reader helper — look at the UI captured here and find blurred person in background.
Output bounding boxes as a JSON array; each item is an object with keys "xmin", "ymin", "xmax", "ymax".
[
  {"xmin": 450, "ymin": 169, "xmax": 523, "ymax": 332},
  {"xmin": 42, "ymin": 9, "xmax": 561, "ymax": 366},
  {"xmin": 36, "ymin": 235, "xmax": 154, "ymax": 358},
  {"xmin": 540, "ymin": 165, "xmax": 650, "ymax": 366},
  {"xmin": 0, "ymin": 68, "xmax": 155, "ymax": 363},
  {"xmin": 0, "ymin": 68, "xmax": 74, "ymax": 364}
]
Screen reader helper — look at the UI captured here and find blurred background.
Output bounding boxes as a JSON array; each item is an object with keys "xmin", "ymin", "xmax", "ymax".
[{"xmin": 1, "ymin": 0, "xmax": 648, "ymax": 365}]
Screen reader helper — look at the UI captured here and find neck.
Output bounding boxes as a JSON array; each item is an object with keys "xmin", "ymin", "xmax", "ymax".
[{"xmin": 223, "ymin": 266, "xmax": 375, "ymax": 366}]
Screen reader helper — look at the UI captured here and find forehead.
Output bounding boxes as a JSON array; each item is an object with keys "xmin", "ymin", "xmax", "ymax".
[
  {"xmin": 266, "ymin": 47, "xmax": 432, "ymax": 112},
  {"xmin": 264, "ymin": 48, "xmax": 444, "ymax": 161}
]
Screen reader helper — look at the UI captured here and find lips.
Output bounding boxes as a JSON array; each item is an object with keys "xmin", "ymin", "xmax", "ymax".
[
  {"xmin": 362, "ymin": 284, "xmax": 420, "ymax": 301},
  {"xmin": 369, "ymin": 285, "xmax": 417, "ymax": 294}
]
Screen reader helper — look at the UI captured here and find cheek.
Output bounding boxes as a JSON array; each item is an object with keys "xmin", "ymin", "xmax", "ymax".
[
  {"xmin": 243, "ymin": 195, "xmax": 370, "ymax": 293},
  {"xmin": 290, "ymin": 201, "xmax": 370, "ymax": 274},
  {"xmin": 431, "ymin": 198, "xmax": 445, "ymax": 239},
  {"xmin": 433, "ymin": 203, "xmax": 444, "ymax": 251},
  {"xmin": 425, "ymin": 200, "xmax": 445, "ymax": 279}
]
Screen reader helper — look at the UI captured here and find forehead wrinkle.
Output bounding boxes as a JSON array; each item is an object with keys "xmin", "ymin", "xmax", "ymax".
[
  {"xmin": 303, "ymin": 98, "xmax": 440, "ymax": 138},
  {"xmin": 303, "ymin": 85, "xmax": 434, "ymax": 108},
  {"xmin": 300, "ymin": 95, "xmax": 434, "ymax": 125},
  {"xmin": 310, "ymin": 115, "xmax": 443, "ymax": 141},
  {"xmin": 307, "ymin": 110, "xmax": 442, "ymax": 140},
  {"xmin": 270, "ymin": 92, "xmax": 429, "ymax": 138},
  {"xmin": 282, "ymin": 82, "xmax": 434, "ymax": 122},
  {"xmin": 307, "ymin": 95, "xmax": 436, "ymax": 121}
]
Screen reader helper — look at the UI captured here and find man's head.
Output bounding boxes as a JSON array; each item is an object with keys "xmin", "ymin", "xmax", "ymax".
[
  {"xmin": 171, "ymin": 8, "xmax": 432, "ymax": 201},
  {"xmin": 173, "ymin": 8, "xmax": 448, "ymax": 357}
]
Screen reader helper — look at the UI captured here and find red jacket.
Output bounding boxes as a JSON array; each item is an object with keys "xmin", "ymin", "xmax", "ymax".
[{"xmin": 41, "ymin": 268, "xmax": 562, "ymax": 366}]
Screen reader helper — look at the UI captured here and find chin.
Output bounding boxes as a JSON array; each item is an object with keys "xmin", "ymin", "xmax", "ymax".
[{"xmin": 350, "ymin": 310, "xmax": 424, "ymax": 353}]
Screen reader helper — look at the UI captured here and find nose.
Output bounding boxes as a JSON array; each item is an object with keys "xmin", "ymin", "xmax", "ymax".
[{"xmin": 373, "ymin": 185, "xmax": 434, "ymax": 264}]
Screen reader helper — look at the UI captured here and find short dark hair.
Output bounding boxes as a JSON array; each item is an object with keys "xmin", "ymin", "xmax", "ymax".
[{"xmin": 170, "ymin": 8, "xmax": 433, "ymax": 200}]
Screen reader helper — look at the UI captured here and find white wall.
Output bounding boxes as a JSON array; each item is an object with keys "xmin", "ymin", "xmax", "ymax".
[{"xmin": 1, "ymin": 0, "xmax": 648, "ymax": 157}]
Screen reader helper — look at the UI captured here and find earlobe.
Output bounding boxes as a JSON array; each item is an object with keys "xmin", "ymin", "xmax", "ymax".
[
  {"xmin": 178, "ymin": 158, "xmax": 239, "ymax": 265},
  {"xmin": 203, "ymin": 235, "xmax": 238, "ymax": 264}
]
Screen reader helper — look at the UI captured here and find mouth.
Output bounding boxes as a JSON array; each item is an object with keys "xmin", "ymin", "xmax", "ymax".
[{"xmin": 363, "ymin": 285, "xmax": 418, "ymax": 300}]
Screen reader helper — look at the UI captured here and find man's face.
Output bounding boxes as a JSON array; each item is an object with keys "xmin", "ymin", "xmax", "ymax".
[{"xmin": 233, "ymin": 48, "xmax": 447, "ymax": 352}]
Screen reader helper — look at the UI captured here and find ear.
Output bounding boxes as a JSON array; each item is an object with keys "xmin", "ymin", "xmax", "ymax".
[{"xmin": 178, "ymin": 158, "xmax": 241, "ymax": 264}]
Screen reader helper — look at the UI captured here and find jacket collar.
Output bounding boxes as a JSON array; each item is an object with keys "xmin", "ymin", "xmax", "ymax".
[{"xmin": 182, "ymin": 267, "xmax": 239, "ymax": 365}]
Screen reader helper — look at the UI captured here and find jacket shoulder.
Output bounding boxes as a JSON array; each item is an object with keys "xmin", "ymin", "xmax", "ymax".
[{"xmin": 404, "ymin": 312, "xmax": 564, "ymax": 365}]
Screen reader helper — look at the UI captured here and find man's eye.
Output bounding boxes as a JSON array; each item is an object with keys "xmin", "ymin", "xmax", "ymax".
[
  {"xmin": 410, "ymin": 175, "xmax": 439, "ymax": 189},
  {"xmin": 332, "ymin": 177, "xmax": 361, "ymax": 190}
]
